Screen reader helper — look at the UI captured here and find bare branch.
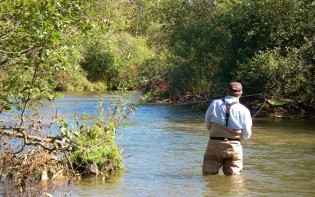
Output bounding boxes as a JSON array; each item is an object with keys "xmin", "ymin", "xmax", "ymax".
[{"xmin": 0, "ymin": 127, "xmax": 72, "ymax": 152}]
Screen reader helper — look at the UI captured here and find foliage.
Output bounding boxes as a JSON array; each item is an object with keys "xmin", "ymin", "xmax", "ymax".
[
  {"xmin": 143, "ymin": 0, "xmax": 315, "ymax": 112},
  {"xmin": 0, "ymin": 0, "xmax": 93, "ymax": 112},
  {"xmin": 81, "ymin": 32, "xmax": 155, "ymax": 90},
  {"xmin": 222, "ymin": 0, "xmax": 315, "ymax": 108},
  {"xmin": 79, "ymin": 0, "xmax": 157, "ymax": 91},
  {"xmin": 90, "ymin": 0, "xmax": 133, "ymax": 32},
  {"xmin": 217, "ymin": 0, "xmax": 315, "ymax": 68},
  {"xmin": 150, "ymin": 0, "xmax": 229, "ymax": 97},
  {"xmin": 70, "ymin": 124, "xmax": 124, "ymax": 176},
  {"xmin": 68, "ymin": 98, "xmax": 136, "ymax": 176},
  {"xmin": 1, "ymin": 0, "xmax": 314, "ymax": 109},
  {"xmin": 125, "ymin": 1, "xmax": 174, "ymax": 94},
  {"xmin": 236, "ymin": 49, "xmax": 313, "ymax": 103},
  {"xmin": 0, "ymin": 96, "xmax": 136, "ymax": 193},
  {"xmin": 139, "ymin": 52, "xmax": 170, "ymax": 95},
  {"xmin": 80, "ymin": 41, "xmax": 114, "ymax": 83},
  {"xmin": 54, "ymin": 71, "xmax": 107, "ymax": 92},
  {"xmin": 108, "ymin": 33, "xmax": 153, "ymax": 90},
  {"xmin": 0, "ymin": 0, "xmax": 134, "ymax": 193}
]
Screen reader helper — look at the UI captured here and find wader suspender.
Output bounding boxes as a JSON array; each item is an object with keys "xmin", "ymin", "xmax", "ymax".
[{"xmin": 222, "ymin": 98, "xmax": 238, "ymax": 126}]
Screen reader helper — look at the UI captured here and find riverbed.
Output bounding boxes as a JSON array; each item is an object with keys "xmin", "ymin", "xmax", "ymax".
[{"xmin": 1, "ymin": 92, "xmax": 315, "ymax": 196}]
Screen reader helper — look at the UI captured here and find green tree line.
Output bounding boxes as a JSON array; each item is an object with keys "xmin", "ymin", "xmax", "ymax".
[
  {"xmin": 1, "ymin": 0, "xmax": 314, "ymax": 112},
  {"xmin": 86, "ymin": 0, "xmax": 314, "ymax": 115},
  {"xmin": 88, "ymin": 0, "xmax": 314, "ymax": 114},
  {"xmin": 146, "ymin": 0, "xmax": 315, "ymax": 109}
]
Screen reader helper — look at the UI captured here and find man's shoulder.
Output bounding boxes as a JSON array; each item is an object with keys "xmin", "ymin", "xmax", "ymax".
[
  {"xmin": 214, "ymin": 98, "xmax": 224, "ymax": 102},
  {"xmin": 237, "ymin": 103, "xmax": 251, "ymax": 113},
  {"xmin": 212, "ymin": 98, "xmax": 224, "ymax": 104}
]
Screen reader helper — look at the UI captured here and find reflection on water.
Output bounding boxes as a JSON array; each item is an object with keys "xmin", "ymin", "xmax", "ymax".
[
  {"xmin": 203, "ymin": 175, "xmax": 248, "ymax": 196},
  {"xmin": 1, "ymin": 93, "xmax": 315, "ymax": 196}
]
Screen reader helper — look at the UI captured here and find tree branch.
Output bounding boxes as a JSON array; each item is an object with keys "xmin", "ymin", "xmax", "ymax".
[{"xmin": 0, "ymin": 127, "xmax": 72, "ymax": 152}]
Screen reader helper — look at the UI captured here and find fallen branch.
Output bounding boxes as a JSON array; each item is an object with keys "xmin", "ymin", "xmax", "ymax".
[{"xmin": 0, "ymin": 127, "xmax": 72, "ymax": 152}]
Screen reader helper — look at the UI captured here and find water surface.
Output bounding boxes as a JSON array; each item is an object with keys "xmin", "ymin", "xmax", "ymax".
[{"xmin": 1, "ymin": 93, "xmax": 315, "ymax": 196}]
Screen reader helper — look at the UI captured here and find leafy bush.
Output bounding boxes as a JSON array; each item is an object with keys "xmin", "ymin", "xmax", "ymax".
[
  {"xmin": 236, "ymin": 49, "xmax": 314, "ymax": 104},
  {"xmin": 68, "ymin": 98, "xmax": 137, "ymax": 177},
  {"xmin": 70, "ymin": 123, "xmax": 124, "ymax": 176},
  {"xmin": 81, "ymin": 32, "xmax": 154, "ymax": 90}
]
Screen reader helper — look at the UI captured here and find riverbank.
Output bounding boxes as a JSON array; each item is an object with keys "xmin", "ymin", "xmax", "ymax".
[{"xmin": 146, "ymin": 94, "xmax": 315, "ymax": 120}]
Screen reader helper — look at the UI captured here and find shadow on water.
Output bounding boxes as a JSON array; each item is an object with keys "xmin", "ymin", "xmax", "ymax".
[{"xmin": 1, "ymin": 92, "xmax": 315, "ymax": 196}]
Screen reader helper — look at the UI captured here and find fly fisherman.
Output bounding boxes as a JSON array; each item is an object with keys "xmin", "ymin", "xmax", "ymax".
[{"xmin": 202, "ymin": 82, "xmax": 252, "ymax": 175}]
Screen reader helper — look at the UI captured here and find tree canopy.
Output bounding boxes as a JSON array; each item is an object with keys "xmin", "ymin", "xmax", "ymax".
[{"xmin": 1, "ymin": 0, "xmax": 314, "ymax": 116}]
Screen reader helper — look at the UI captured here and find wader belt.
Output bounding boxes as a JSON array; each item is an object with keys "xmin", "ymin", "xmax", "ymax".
[
  {"xmin": 222, "ymin": 98, "xmax": 238, "ymax": 127},
  {"xmin": 210, "ymin": 137, "xmax": 240, "ymax": 141}
]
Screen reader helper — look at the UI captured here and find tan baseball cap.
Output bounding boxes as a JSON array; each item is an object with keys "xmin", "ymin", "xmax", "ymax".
[{"xmin": 228, "ymin": 82, "xmax": 242, "ymax": 91}]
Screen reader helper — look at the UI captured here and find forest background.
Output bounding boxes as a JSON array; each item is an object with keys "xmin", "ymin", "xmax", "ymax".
[{"xmin": 1, "ymin": 0, "xmax": 315, "ymax": 116}]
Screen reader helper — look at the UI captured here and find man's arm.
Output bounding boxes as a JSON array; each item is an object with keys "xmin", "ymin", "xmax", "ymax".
[
  {"xmin": 205, "ymin": 102, "xmax": 214, "ymax": 129},
  {"xmin": 241, "ymin": 110, "xmax": 252, "ymax": 140}
]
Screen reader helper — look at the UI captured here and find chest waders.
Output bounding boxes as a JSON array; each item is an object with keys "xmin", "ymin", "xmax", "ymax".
[{"xmin": 222, "ymin": 98, "xmax": 238, "ymax": 127}]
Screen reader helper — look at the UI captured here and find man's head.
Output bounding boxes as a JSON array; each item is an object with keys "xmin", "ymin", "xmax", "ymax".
[{"xmin": 227, "ymin": 82, "xmax": 243, "ymax": 97}]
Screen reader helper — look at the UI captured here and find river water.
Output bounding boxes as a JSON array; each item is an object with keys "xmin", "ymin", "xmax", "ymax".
[{"xmin": 1, "ymin": 92, "xmax": 315, "ymax": 196}]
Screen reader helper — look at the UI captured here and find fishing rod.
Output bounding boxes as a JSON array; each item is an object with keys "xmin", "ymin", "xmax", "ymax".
[{"xmin": 173, "ymin": 93, "xmax": 267, "ymax": 119}]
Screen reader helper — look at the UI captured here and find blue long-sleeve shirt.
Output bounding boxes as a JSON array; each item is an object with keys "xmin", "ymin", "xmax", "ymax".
[{"xmin": 205, "ymin": 96, "xmax": 252, "ymax": 140}]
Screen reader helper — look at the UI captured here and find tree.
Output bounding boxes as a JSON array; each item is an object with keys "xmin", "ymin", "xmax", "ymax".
[
  {"xmin": 223, "ymin": 0, "xmax": 315, "ymax": 110},
  {"xmin": 0, "ymin": 0, "xmax": 93, "ymax": 112},
  {"xmin": 0, "ymin": 0, "xmax": 133, "ymax": 192}
]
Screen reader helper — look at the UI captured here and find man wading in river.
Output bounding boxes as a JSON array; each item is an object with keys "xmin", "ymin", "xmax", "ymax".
[{"xmin": 202, "ymin": 82, "xmax": 252, "ymax": 175}]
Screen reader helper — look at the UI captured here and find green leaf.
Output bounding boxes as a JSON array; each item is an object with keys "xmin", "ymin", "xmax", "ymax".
[{"xmin": 4, "ymin": 105, "xmax": 12, "ymax": 112}]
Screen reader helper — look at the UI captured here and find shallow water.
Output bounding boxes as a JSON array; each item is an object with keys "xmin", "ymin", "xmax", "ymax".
[{"xmin": 1, "ymin": 93, "xmax": 315, "ymax": 196}]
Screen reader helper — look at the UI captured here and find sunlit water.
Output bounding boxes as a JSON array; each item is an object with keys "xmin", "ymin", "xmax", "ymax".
[{"xmin": 1, "ymin": 92, "xmax": 315, "ymax": 196}]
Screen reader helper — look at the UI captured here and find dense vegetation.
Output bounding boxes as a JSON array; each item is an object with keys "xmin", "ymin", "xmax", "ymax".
[
  {"xmin": 0, "ymin": 0, "xmax": 314, "ymax": 192},
  {"xmin": 72, "ymin": 0, "xmax": 315, "ymax": 115},
  {"xmin": 0, "ymin": 0, "xmax": 135, "ymax": 193},
  {"xmin": 137, "ymin": 0, "xmax": 315, "ymax": 116},
  {"xmin": 2, "ymin": 0, "xmax": 314, "ymax": 113}
]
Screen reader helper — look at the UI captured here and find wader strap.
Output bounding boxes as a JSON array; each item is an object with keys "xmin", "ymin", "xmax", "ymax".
[{"xmin": 222, "ymin": 98, "xmax": 238, "ymax": 127}]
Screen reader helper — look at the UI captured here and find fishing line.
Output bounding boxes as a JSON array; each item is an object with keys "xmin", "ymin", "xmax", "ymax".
[
  {"xmin": 172, "ymin": 93, "xmax": 267, "ymax": 119},
  {"xmin": 247, "ymin": 94, "xmax": 267, "ymax": 119}
]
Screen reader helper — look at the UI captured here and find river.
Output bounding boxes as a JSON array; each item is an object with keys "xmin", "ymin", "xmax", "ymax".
[{"xmin": 1, "ymin": 92, "xmax": 315, "ymax": 196}]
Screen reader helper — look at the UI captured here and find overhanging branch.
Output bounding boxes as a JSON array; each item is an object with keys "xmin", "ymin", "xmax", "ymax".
[{"xmin": 0, "ymin": 127, "xmax": 72, "ymax": 152}]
